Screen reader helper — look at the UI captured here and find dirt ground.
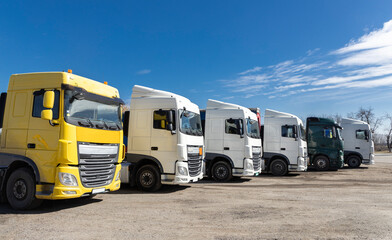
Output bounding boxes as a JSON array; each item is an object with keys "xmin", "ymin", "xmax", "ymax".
[{"xmin": 1, "ymin": 154, "xmax": 392, "ymax": 240}]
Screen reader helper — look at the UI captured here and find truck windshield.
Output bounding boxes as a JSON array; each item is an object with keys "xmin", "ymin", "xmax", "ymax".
[
  {"xmin": 179, "ymin": 109, "xmax": 203, "ymax": 136},
  {"xmin": 246, "ymin": 119, "xmax": 260, "ymax": 139},
  {"xmin": 299, "ymin": 124, "xmax": 306, "ymax": 141},
  {"xmin": 64, "ymin": 90, "xmax": 122, "ymax": 130}
]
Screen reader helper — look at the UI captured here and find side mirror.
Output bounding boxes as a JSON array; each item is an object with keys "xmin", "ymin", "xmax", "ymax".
[
  {"xmin": 166, "ymin": 111, "xmax": 174, "ymax": 124},
  {"xmin": 41, "ymin": 109, "xmax": 53, "ymax": 120},
  {"xmin": 43, "ymin": 91, "xmax": 55, "ymax": 109}
]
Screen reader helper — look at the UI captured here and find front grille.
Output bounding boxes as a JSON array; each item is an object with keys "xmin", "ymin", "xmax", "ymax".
[
  {"xmin": 252, "ymin": 152, "xmax": 262, "ymax": 171},
  {"xmin": 187, "ymin": 152, "xmax": 202, "ymax": 177},
  {"xmin": 78, "ymin": 142, "xmax": 119, "ymax": 188}
]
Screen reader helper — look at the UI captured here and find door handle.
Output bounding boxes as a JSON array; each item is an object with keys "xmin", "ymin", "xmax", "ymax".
[
  {"xmin": 355, "ymin": 147, "xmax": 360, "ymax": 149},
  {"xmin": 151, "ymin": 147, "xmax": 158, "ymax": 151},
  {"xmin": 281, "ymin": 148, "xmax": 286, "ymax": 150},
  {"xmin": 27, "ymin": 143, "xmax": 36, "ymax": 149},
  {"xmin": 224, "ymin": 147, "xmax": 230, "ymax": 150}
]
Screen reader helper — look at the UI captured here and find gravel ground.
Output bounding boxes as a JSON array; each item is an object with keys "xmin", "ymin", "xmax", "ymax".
[{"xmin": 1, "ymin": 154, "xmax": 392, "ymax": 240}]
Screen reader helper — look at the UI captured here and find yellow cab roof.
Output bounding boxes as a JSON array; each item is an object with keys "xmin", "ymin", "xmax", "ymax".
[{"xmin": 8, "ymin": 72, "xmax": 120, "ymax": 98}]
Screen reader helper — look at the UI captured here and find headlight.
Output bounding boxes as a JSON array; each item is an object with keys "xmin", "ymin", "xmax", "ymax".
[
  {"xmin": 187, "ymin": 146, "xmax": 202, "ymax": 155},
  {"xmin": 115, "ymin": 171, "xmax": 121, "ymax": 181},
  {"xmin": 59, "ymin": 172, "xmax": 78, "ymax": 186},
  {"xmin": 252, "ymin": 146, "xmax": 261, "ymax": 154},
  {"xmin": 246, "ymin": 162, "xmax": 253, "ymax": 170},
  {"xmin": 298, "ymin": 157, "xmax": 304, "ymax": 166},
  {"xmin": 177, "ymin": 166, "xmax": 188, "ymax": 176}
]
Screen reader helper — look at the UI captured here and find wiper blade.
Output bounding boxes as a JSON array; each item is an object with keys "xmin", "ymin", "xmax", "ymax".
[{"xmin": 78, "ymin": 119, "xmax": 92, "ymax": 128}]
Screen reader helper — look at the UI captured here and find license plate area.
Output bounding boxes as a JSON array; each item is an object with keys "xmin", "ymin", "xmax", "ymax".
[{"xmin": 92, "ymin": 188, "xmax": 105, "ymax": 194}]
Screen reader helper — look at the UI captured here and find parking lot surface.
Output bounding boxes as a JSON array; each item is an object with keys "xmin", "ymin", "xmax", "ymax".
[{"xmin": 1, "ymin": 154, "xmax": 392, "ymax": 240}]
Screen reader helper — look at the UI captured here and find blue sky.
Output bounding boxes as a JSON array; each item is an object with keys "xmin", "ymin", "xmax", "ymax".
[{"xmin": 1, "ymin": 1, "xmax": 392, "ymax": 130}]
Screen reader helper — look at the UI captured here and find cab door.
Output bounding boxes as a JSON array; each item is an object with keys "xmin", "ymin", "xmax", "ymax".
[
  {"xmin": 355, "ymin": 129, "xmax": 370, "ymax": 159},
  {"xmin": 150, "ymin": 109, "xmax": 177, "ymax": 174},
  {"xmin": 26, "ymin": 89, "xmax": 61, "ymax": 183},
  {"xmin": 280, "ymin": 125, "xmax": 298, "ymax": 164},
  {"xmin": 223, "ymin": 118, "xmax": 245, "ymax": 168}
]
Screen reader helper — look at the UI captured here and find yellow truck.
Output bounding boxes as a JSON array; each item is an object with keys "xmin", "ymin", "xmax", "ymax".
[{"xmin": 0, "ymin": 71, "xmax": 125, "ymax": 209}]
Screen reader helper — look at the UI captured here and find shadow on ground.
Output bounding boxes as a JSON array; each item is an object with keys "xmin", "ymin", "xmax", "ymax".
[
  {"xmin": 193, "ymin": 177, "xmax": 252, "ymax": 184},
  {"xmin": 111, "ymin": 184, "xmax": 190, "ymax": 194},
  {"xmin": 0, "ymin": 196, "xmax": 102, "ymax": 214}
]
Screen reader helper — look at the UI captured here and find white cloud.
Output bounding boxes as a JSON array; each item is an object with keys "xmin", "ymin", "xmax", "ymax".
[
  {"xmin": 232, "ymin": 84, "xmax": 265, "ymax": 92},
  {"xmin": 274, "ymin": 83, "xmax": 306, "ymax": 90},
  {"xmin": 333, "ymin": 20, "xmax": 392, "ymax": 66},
  {"xmin": 334, "ymin": 20, "xmax": 392, "ymax": 54},
  {"xmin": 337, "ymin": 46, "xmax": 392, "ymax": 66},
  {"xmin": 220, "ymin": 19, "xmax": 392, "ymax": 102},
  {"xmin": 306, "ymin": 48, "xmax": 320, "ymax": 56},
  {"xmin": 136, "ymin": 69, "xmax": 151, "ymax": 75},
  {"xmin": 238, "ymin": 66, "xmax": 262, "ymax": 75},
  {"xmin": 222, "ymin": 96, "xmax": 234, "ymax": 100}
]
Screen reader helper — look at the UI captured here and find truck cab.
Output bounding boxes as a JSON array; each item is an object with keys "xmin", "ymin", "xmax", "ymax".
[
  {"xmin": 341, "ymin": 118, "xmax": 375, "ymax": 168},
  {"xmin": 201, "ymin": 99, "xmax": 262, "ymax": 182},
  {"xmin": 306, "ymin": 117, "xmax": 344, "ymax": 170},
  {"xmin": 262, "ymin": 109, "xmax": 308, "ymax": 176},
  {"xmin": 121, "ymin": 85, "xmax": 204, "ymax": 191},
  {"xmin": 0, "ymin": 72, "xmax": 124, "ymax": 209}
]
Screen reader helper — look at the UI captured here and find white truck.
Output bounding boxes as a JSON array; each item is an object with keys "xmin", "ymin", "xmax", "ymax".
[
  {"xmin": 259, "ymin": 109, "xmax": 308, "ymax": 176},
  {"xmin": 120, "ymin": 85, "xmax": 204, "ymax": 191},
  {"xmin": 201, "ymin": 99, "xmax": 262, "ymax": 182},
  {"xmin": 341, "ymin": 118, "xmax": 375, "ymax": 168}
]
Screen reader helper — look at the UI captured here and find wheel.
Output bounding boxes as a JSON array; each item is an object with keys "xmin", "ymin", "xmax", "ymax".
[
  {"xmin": 135, "ymin": 165, "xmax": 161, "ymax": 192},
  {"xmin": 314, "ymin": 156, "xmax": 330, "ymax": 171},
  {"xmin": 211, "ymin": 161, "xmax": 232, "ymax": 182},
  {"xmin": 6, "ymin": 168, "xmax": 43, "ymax": 210},
  {"xmin": 347, "ymin": 156, "xmax": 361, "ymax": 168},
  {"xmin": 270, "ymin": 159, "xmax": 288, "ymax": 176}
]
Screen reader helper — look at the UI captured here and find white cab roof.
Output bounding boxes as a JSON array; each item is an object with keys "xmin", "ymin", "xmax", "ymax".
[
  {"xmin": 207, "ymin": 99, "xmax": 247, "ymax": 110},
  {"xmin": 265, "ymin": 109, "xmax": 297, "ymax": 119},
  {"xmin": 132, "ymin": 85, "xmax": 183, "ymax": 99},
  {"xmin": 131, "ymin": 85, "xmax": 199, "ymax": 113},
  {"xmin": 341, "ymin": 118, "xmax": 369, "ymax": 125}
]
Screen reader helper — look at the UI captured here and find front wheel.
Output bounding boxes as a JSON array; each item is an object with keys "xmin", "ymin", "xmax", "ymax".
[
  {"xmin": 270, "ymin": 159, "xmax": 288, "ymax": 176},
  {"xmin": 211, "ymin": 161, "xmax": 232, "ymax": 182},
  {"xmin": 314, "ymin": 156, "xmax": 330, "ymax": 171},
  {"xmin": 347, "ymin": 156, "xmax": 361, "ymax": 168},
  {"xmin": 136, "ymin": 165, "xmax": 162, "ymax": 192},
  {"xmin": 6, "ymin": 168, "xmax": 43, "ymax": 210}
]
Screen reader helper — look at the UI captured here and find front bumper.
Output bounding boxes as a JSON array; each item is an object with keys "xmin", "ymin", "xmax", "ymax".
[
  {"xmin": 232, "ymin": 158, "xmax": 255, "ymax": 177},
  {"xmin": 330, "ymin": 156, "xmax": 344, "ymax": 169},
  {"xmin": 162, "ymin": 161, "xmax": 203, "ymax": 185},
  {"xmin": 296, "ymin": 157, "xmax": 308, "ymax": 172},
  {"xmin": 362, "ymin": 154, "xmax": 375, "ymax": 165},
  {"xmin": 36, "ymin": 164, "xmax": 121, "ymax": 200}
]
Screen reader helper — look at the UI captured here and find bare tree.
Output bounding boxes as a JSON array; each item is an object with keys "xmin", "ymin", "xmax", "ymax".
[
  {"xmin": 347, "ymin": 106, "xmax": 383, "ymax": 133},
  {"xmin": 385, "ymin": 114, "xmax": 392, "ymax": 152}
]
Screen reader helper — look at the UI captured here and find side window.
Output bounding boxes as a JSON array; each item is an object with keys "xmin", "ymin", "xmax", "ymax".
[
  {"xmin": 323, "ymin": 128, "xmax": 333, "ymax": 139},
  {"xmin": 356, "ymin": 130, "xmax": 367, "ymax": 140},
  {"xmin": 32, "ymin": 90, "xmax": 60, "ymax": 119},
  {"xmin": 282, "ymin": 125, "xmax": 295, "ymax": 138},
  {"xmin": 153, "ymin": 110, "xmax": 175, "ymax": 130},
  {"xmin": 225, "ymin": 118, "xmax": 243, "ymax": 135}
]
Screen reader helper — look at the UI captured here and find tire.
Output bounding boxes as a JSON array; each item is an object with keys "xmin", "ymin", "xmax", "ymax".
[
  {"xmin": 347, "ymin": 156, "xmax": 361, "ymax": 168},
  {"xmin": 135, "ymin": 165, "xmax": 161, "ymax": 192},
  {"xmin": 6, "ymin": 168, "xmax": 43, "ymax": 210},
  {"xmin": 211, "ymin": 161, "xmax": 232, "ymax": 182},
  {"xmin": 314, "ymin": 156, "xmax": 330, "ymax": 171},
  {"xmin": 270, "ymin": 159, "xmax": 288, "ymax": 176}
]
